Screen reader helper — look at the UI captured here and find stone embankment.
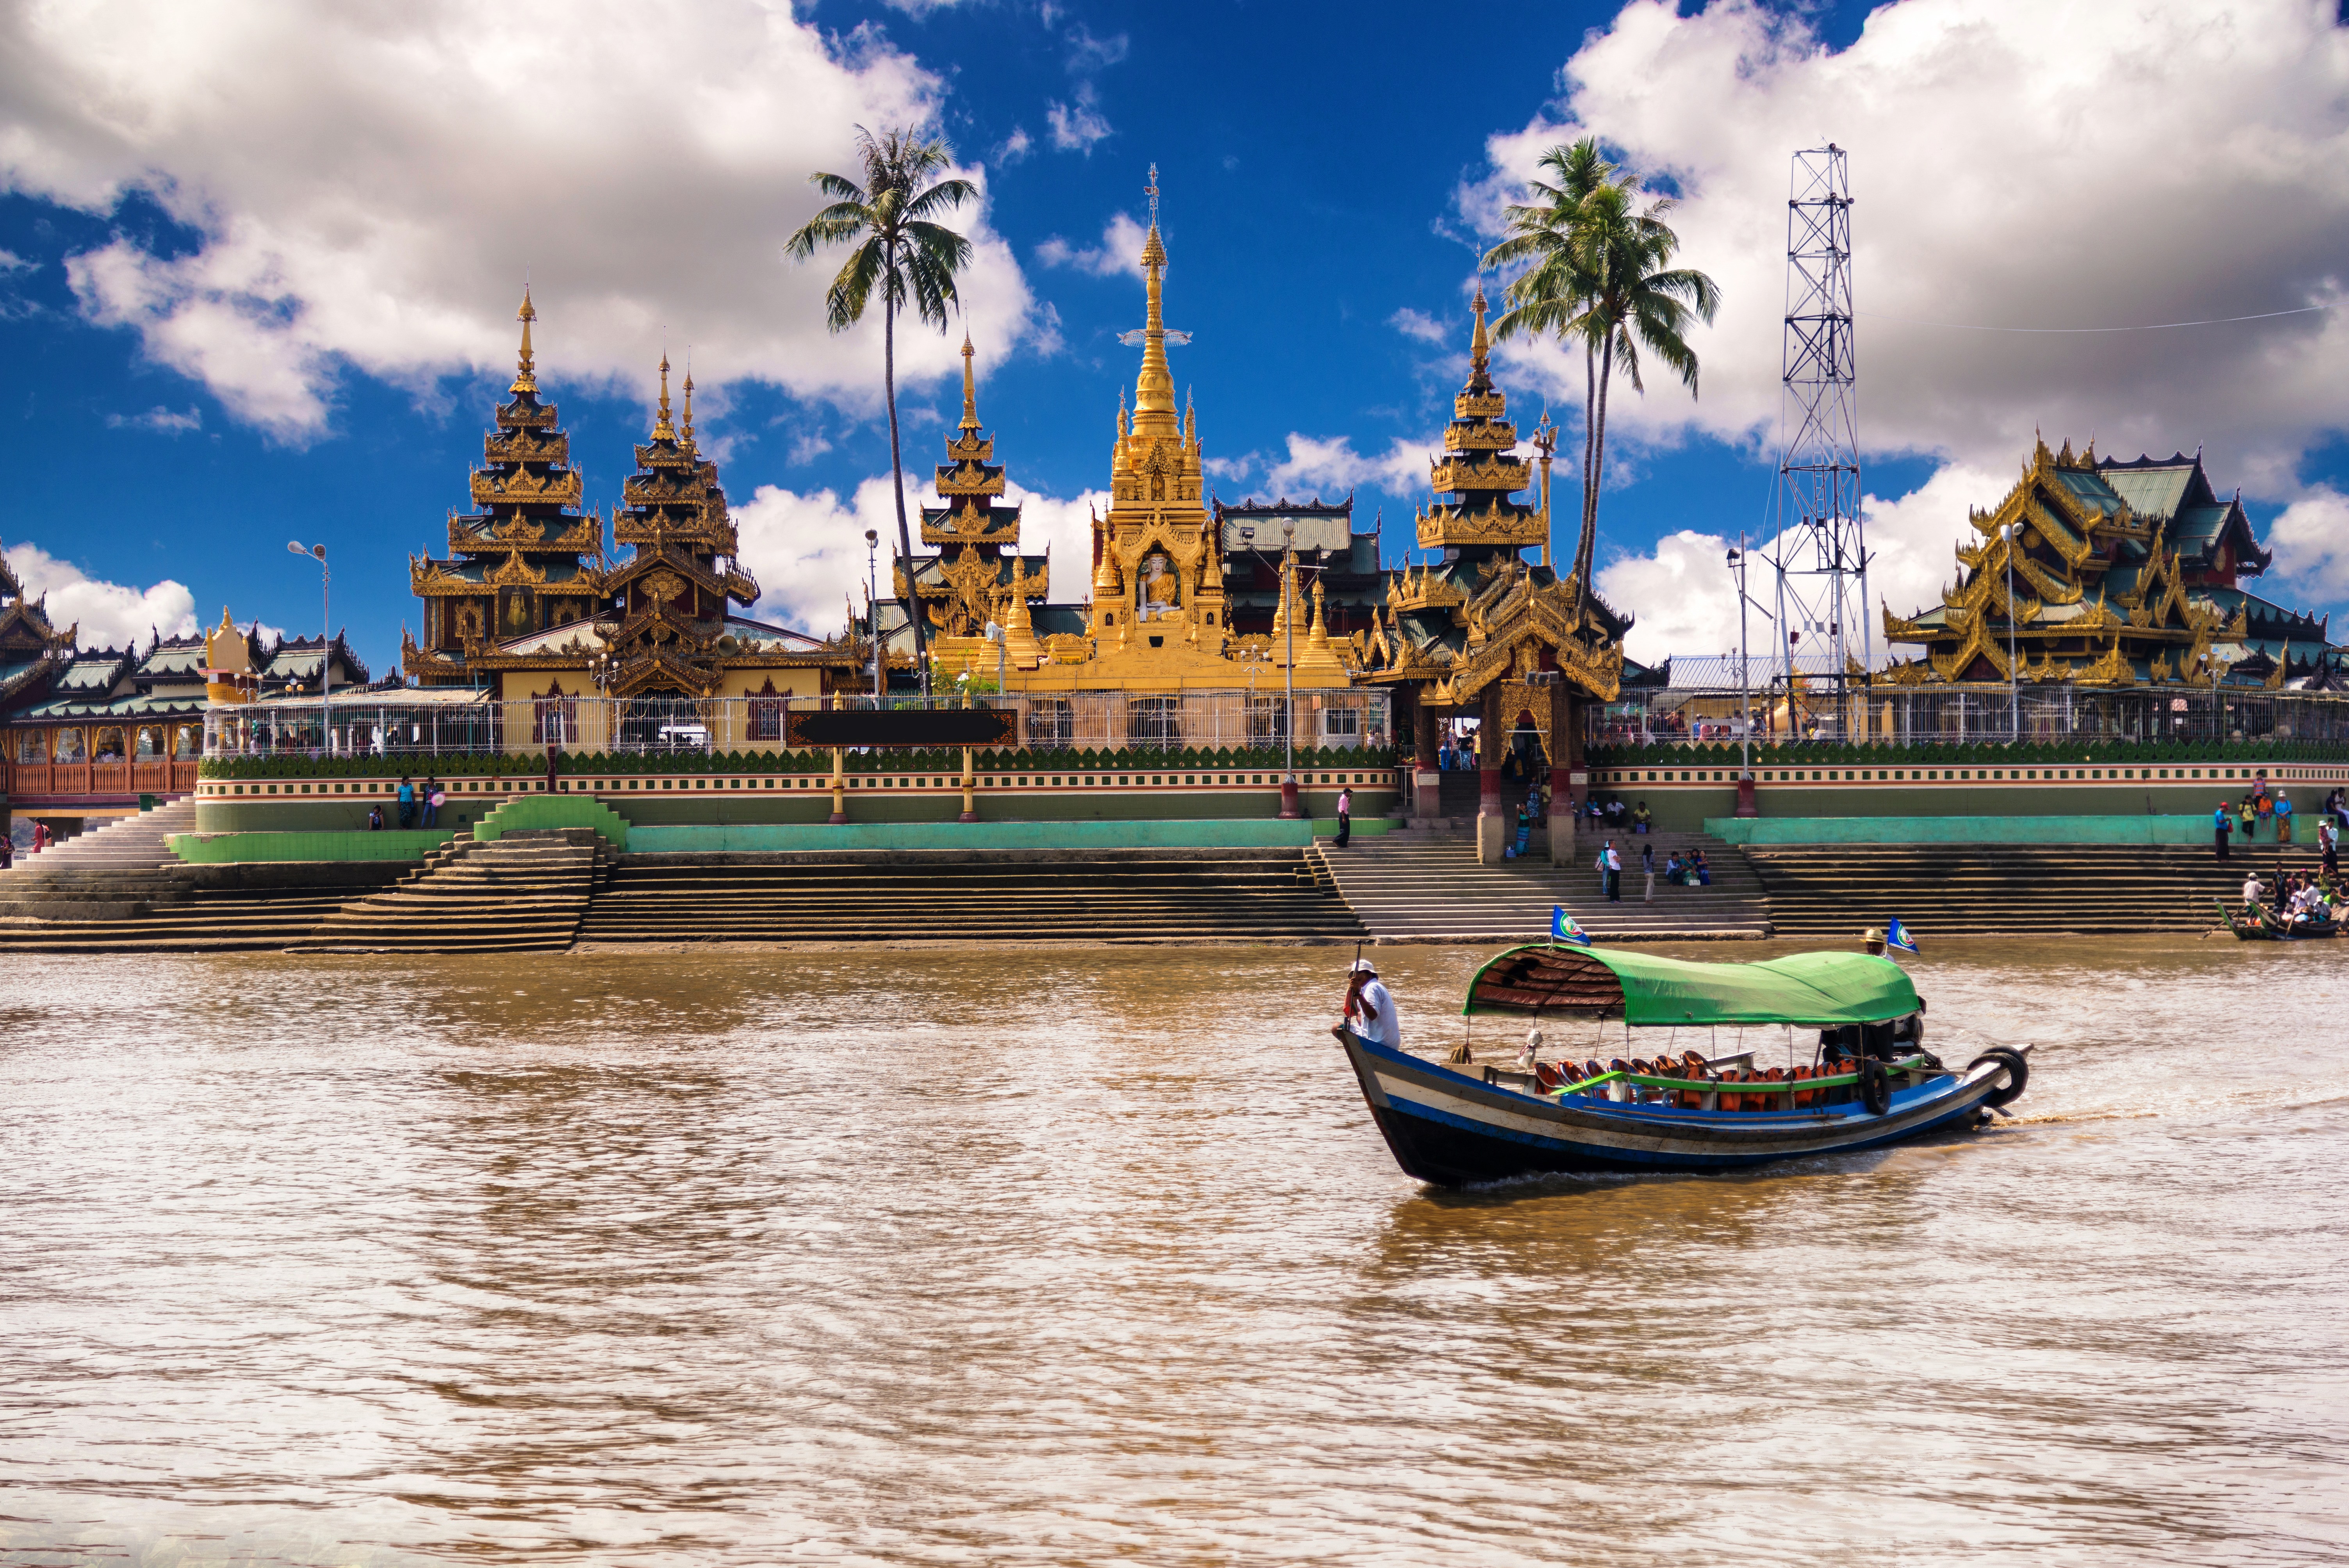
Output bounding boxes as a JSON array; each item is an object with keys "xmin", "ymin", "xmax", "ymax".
[{"xmin": 576, "ymin": 847, "xmax": 1363, "ymax": 946}]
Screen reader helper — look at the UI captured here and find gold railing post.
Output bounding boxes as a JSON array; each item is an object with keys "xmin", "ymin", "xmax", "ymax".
[
  {"xmin": 959, "ymin": 745, "xmax": 977, "ymax": 823},
  {"xmin": 829, "ymin": 745, "xmax": 847, "ymax": 825}
]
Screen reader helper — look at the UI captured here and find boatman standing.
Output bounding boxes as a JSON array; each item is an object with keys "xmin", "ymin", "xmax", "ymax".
[{"xmin": 1338, "ymin": 958, "xmax": 1400, "ymax": 1049}]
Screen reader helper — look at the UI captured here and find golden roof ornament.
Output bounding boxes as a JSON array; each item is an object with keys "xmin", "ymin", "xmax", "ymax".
[
  {"xmin": 681, "ymin": 354, "xmax": 695, "ymax": 449},
  {"xmin": 511, "ymin": 285, "xmax": 538, "ymax": 396},
  {"xmin": 653, "ymin": 353, "xmax": 675, "ymax": 442},
  {"xmin": 959, "ymin": 331, "xmax": 979, "ymax": 433}
]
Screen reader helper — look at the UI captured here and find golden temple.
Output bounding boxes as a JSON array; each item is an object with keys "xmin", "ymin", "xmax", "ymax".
[{"xmin": 1881, "ymin": 437, "xmax": 2267, "ymax": 688}]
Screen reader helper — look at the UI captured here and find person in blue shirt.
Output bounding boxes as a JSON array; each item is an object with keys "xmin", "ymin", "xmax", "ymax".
[
  {"xmin": 2214, "ymin": 799, "xmax": 2234, "ymax": 860},
  {"xmin": 396, "ymin": 774, "xmax": 416, "ymax": 829},
  {"xmin": 2276, "ymin": 789, "xmax": 2295, "ymax": 844}
]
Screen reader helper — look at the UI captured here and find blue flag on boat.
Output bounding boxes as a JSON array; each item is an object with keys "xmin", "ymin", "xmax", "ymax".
[
  {"xmin": 1887, "ymin": 918, "xmax": 1918, "ymax": 954},
  {"xmin": 1552, "ymin": 906, "xmax": 1592, "ymax": 946}
]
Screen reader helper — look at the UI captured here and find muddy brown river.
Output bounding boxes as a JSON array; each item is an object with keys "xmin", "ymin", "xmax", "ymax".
[{"xmin": 3, "ymin": 939, "xmax": 2346, "ymax": 1564}]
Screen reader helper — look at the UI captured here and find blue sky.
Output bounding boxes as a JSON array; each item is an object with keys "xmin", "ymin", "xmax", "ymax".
[{"xmin": 2, "ymin": 0, "xmax": 2345, "ymax": 673}]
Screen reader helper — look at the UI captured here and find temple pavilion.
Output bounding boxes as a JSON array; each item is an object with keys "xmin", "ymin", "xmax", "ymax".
[
  {"xmin": 1350, "ymin": 291, "xmax": 1632, "ymax": 854},
  {"xmin": 1878, "ymin": 437, "xmax": 2340, "ymax": 688}
]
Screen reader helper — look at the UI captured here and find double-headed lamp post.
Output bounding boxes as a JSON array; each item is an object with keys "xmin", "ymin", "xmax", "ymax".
[
  {"xmin": 865, "ymin": 528, "xmax": 883, "ymax": 704},
  {"xmin": 287, "ymin": 540, "xmax": 329, "ymax": 754}
]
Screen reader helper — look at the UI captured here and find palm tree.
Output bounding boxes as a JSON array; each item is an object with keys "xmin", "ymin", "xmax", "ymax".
[
  {"xmin": 787, "ymin": 127, "xmax": 976, "ymax": 694},
  {"xmin": 1481, "ymin": 143, "xmax": 1719, "ymax": 618},
  {"xmin": 1563, "ymin": 186, "xmax": 1719, "ymax": 612},
  {"xmin": 1483, "ymin": 138, "xmax": 1632, "ymax": 578}
]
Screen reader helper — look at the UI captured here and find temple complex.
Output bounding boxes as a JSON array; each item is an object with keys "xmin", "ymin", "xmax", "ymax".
[{"xmin": 1877, "ymin": 438, "xmax": 2320, "ymax": 687}]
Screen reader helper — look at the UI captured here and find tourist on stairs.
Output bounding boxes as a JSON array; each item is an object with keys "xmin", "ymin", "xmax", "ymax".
[
  {"xmin": 2215, "ymin": 800, "xmax": 2234, "ymax": 860},
  {"xmin": 1335, "ymin": 784, "xmax": 1353, "ymax": 848},
  {"xmin": 1641, "ymin": 842, "xmax": 1656, "ymax": 902},
  {"xmin": 2276, "ymin": 790, "xmax": 2294, "ymax": 844}
]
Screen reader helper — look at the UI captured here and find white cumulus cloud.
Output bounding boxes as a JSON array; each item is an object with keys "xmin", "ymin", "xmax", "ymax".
[
  {"xmin": 1046, "ymin": 82, "xmax": 1114, "ymax": 153},
  {"xmin": 1595, "ymin": 462, "xmax": 2010, "ymax": 666},
  {"xmin": 1035, "ymin": 213, "xmax": 1147, "ymax": 278},
  {"xmin": 1388, "ymin": 307, "xmax": 1449, "ymax": 346},
  {"xmin": 103, "ymin": 403, "xmax": 200, "ymax": 434},
  {"xmin": 0, "ymin": 1, "xmax": 1045, "ymax": 442},
  {"xmin": 1469, "ymin": 0, "xmax": 2349, "ymax": 488},
  {"xmin": 4, "ymin": 542, "xmax": 197, "ymax": 651},
  {"xmin": 733, "ymin": 474, "xmax": 1108, "ymax": 636},
  {"xmin": 1260, "ymin": 433, "xmax": 1437, "ymax": 503},
  {"xmin": 2264, "ymin": 487, "xmax": 2349, "ymax": 606}
]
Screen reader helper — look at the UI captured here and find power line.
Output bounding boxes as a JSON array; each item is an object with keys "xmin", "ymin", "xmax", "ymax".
[{"xmin": 1855, "ymin": 303, "xmax": 2333, "ymax": 335}]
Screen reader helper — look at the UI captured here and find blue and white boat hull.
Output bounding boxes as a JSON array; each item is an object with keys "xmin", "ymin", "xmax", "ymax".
[{"xmin": 1336, "ymin": 1028, "xmax": 2014, "ymax": 1187}]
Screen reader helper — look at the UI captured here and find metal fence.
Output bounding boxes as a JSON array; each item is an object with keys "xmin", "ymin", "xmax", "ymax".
[
  {"xmin": 1586, "ymin": 684, "xmax": 2349, "ymax": 750},
  {"xmin": 205, "ymin": 689, "xmax": 1393, "ymax": 759}
]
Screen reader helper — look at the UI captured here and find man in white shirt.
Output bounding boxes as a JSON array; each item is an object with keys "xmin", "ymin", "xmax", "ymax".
[{"xmin": 1340, "ymin": 958, "xmax": 1400, "ymax": 1049}]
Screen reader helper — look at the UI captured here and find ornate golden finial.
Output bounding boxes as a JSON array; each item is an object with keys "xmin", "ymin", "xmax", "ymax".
[
  {"xmin": 681, "ymin": 352, "xmax": 696, "ymax": 448},
  {"xmin": 1134, "ymin": 163, "xmax": 1174, "ymax": 420},
  {"xmin": 654, "ymin": 352, "xmax": 675, "ymax": 441},
  {"xmin": 959, "ymin": 332, "xmax": 979, "ymax": 432},
  {"xmin": 1470, "ymin": 287, "xmax": 1490, "ymax": 375},
  {"xmin": 511, "ymin": 285, "xmax": 538, "ymax": 396}
]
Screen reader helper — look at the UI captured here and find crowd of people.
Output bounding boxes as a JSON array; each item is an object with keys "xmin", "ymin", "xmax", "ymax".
[
  {"xmin": 2213, "ymin": 776, "xmax": 2349, "ymax": 858},
  {"xmin": 1589, "ymin": 839, "xmax": 1713, "ymax": 902},
  {"xmin": 2241, "ymin": 864, "xmax": 2343, "ymax": 930}
]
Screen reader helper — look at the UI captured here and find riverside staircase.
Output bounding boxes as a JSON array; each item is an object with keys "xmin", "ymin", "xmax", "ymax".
[
  {"xmin": 576, "ymin": 848, "xmax": 1363, "ymax": 944},
  {"xmin": 1746, "ymin": 842, "xmax": 2286, "ymax": 938},
  {"xmin": 286, "ymin": 828, "xmax": 613, "ymax": 954},
  {"xmin": 0, "ymin": 798, "xmax": 355, "ymax": 953},
  {"xmin": 1316, "ymin": 828, "xmax": 1773, "ymax": 942}
]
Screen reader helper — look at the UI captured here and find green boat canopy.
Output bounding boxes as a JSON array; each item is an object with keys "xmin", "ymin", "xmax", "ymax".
[{"xmin": 1462, "ymin": 944, "xmax": 1922, "ymax": 1027}]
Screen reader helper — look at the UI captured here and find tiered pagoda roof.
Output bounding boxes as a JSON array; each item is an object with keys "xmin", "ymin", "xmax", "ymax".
[
  {"xmin": 1882, "ymin": 437, "xmax": 2258, "ymax": 686},
  {"xmin": 0, "ymin": 540, "xmax": 75, "ymax": 707},
  {"xmin": 905, "ymin": 336, "xmax": 1049, "ymax": 646},
  {"xmin": 1356, "ymin": 298, "xmax": 1626, "ymax": 709},
  {"xmin": 405, "ymin": 289, "xmax": 606, "ymax": 685},
  {"xmin": 1413, "ymin": 292, "xmax": 1545, "ymax": 562},
  {"xmin": 583, "ymin": 356, "xmax": 763, "ymax": 696}
]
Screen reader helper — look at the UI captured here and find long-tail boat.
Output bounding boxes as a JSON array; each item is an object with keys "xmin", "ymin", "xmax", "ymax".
[
  {"xmin": 2214, "ymin": 897, "xmax": 2342, "ymax": 941},
  {"xmin": 1333, "ymin": 944, "xmax": 2028, "ymax": 1187}
]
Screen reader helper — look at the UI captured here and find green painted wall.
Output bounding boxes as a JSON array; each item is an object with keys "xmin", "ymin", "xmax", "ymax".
[
  {"xmin": 1594, "ymin": 779, "xmax": 2339, "ymax": 834},
  {"xmin": 1704, "ymin": 814, "xmax": 2274, "ymax": 846},
  {"xmin": 169, "ymin": 829, "xmax": 455, "ymax": 863}
]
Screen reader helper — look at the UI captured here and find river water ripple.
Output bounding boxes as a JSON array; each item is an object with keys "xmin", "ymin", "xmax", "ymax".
[{"xmin": 3, "ymin": 939, "xmax": 2346, "ymax": 1564}]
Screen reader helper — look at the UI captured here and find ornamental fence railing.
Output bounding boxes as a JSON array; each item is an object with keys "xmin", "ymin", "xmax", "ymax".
[
  {"xmin": 204, "ymin": 690, "xmax": 1392, "ymax": 761},
  {"xmin": 1584, "ymin": 684, "xmax": 2349, "ymax": 751}
]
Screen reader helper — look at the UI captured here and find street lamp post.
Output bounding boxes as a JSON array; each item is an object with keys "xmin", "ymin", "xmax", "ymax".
[
  {"xmin": 2005, "ymin": 522, "xmax": 2021, "ymax": 743},
  {"xmin": 287, "ymin": 540, "xmax": 328, "ymax": 754}
]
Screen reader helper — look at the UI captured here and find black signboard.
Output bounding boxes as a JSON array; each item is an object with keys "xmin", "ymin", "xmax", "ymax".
[{"xmin": 785, "ymin": 707, "xmax": 1018, "ymax": 749}]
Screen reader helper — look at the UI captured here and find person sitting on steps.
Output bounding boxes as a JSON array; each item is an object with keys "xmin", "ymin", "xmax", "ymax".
[{"xmin": 1631, "ymin": 800, "xmax": 1652, "ymax": 834}]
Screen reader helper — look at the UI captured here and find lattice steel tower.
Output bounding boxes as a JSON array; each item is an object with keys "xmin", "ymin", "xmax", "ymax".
[{"xmin": 1764, "ymin": 144, "xmax": 1869, "ymax": 735}]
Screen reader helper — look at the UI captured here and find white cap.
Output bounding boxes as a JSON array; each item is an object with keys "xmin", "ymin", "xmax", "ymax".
[{"xmin": 1348, "ymin": 958, "xmax": 1377, "ymax": 975}]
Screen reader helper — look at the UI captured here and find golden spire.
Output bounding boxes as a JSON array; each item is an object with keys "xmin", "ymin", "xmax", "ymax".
[
  {"xmin": 1133, "ymin": 162, "xmax": 1176, "ymax": 428},
  {"xmin": 654, "ymin": 353, "xmax": 674, "ymax": 441},
  {"xmin": 959, "ymin": 332, "xmax": 980, "ymax": 433},
  {"xmin": 681, "ymin": 355, "xmax": 696, "ymax": 448},
  {"xmin": 511, "ymin": 286, "xmax": 538, "ymax": 396},
  {"xmin": 1469, "ymin": 286, "xmax": 1490, "ymax": 378}
]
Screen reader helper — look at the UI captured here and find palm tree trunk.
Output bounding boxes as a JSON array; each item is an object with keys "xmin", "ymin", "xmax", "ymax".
[
  {"xmin": 1576, "ymin": 332, "xmax": 1616, "ymax": 619},
  {"xmin": 883, "ymin": 278, "xmax": 930, "ymax": 695},
  {"xmin": 1577, "ymin": 338, "xmax": 1596, "ymax": 592}
]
